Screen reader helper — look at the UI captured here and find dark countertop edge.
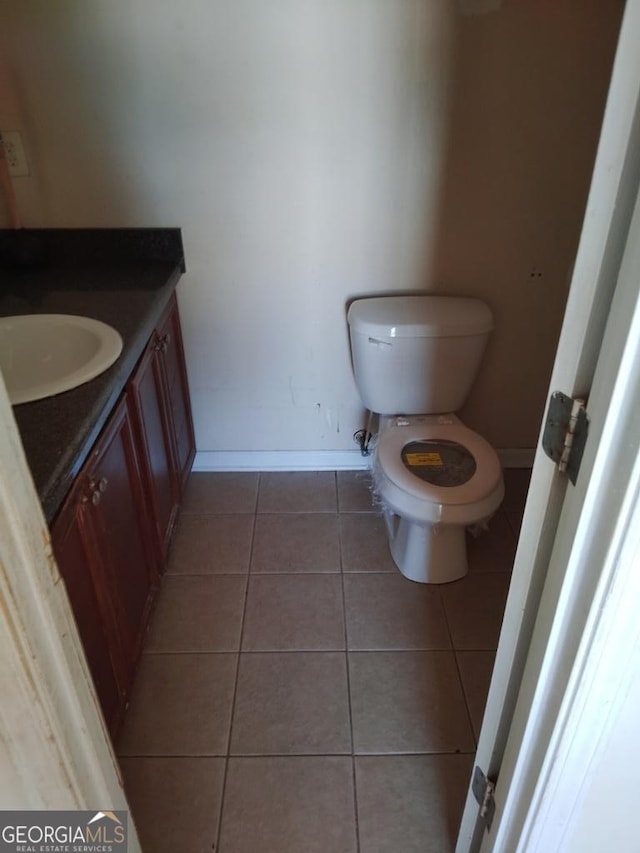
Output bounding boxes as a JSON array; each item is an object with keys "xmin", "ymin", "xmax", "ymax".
[
  {"xmin": 0, "ymin": 227, "xmax": 186, "ymax": 272},
  {"xmin": 35, "ymin": 264, "xmax": 182, "ymax": 523}
]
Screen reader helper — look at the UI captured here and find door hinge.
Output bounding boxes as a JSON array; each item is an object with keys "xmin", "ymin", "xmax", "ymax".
[
  {"xmin": 542, "ymin": 391, "xmax": 589, "ymax": 485},
  {"xmin": 472, "ymin": 765, "xmax": 496, "ymax": 830}
]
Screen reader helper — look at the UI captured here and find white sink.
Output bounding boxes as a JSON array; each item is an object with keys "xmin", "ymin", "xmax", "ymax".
[{"xmin": 0, "ymin": 314, "xmax": 123, "ymax": 404}]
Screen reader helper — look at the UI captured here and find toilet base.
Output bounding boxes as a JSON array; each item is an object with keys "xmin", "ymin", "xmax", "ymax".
[{"xmin": 384, "ymin": 511, "xmax": 468, "ymax": 584}]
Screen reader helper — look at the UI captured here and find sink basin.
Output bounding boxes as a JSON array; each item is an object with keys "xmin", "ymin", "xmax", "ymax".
[{"xmin": 0, "ymin": 314, "xmax": 123, "ymax": 404}]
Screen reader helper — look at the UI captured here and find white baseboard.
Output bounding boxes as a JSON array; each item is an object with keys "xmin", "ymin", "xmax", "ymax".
[
  {"xmin": 192, "ymin": 450, "xmax": 372, "ymax": 472},
  {"xmin": 193, "ymin": 448, "xmax": 535, "ymax": 472}
]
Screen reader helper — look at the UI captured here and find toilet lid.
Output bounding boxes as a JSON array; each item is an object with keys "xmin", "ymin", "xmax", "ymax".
[{"xmin": 377, "ymin": 421, "xmax": 502, "ymax": 506}]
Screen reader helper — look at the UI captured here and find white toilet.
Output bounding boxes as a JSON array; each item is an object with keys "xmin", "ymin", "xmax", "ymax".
[{"xmin": 347, "ymin": 294, "xmax": 504, "ymax": 584}]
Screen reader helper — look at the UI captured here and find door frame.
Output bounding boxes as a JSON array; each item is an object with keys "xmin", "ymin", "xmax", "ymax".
[
  {"xmin": 457, "ymin": 2, "xmax": 640, "ymax": 849},
  {"xmin": 484, "ymin": 183, "xmax": 640, "ymax": 849},
  {"xmin": 0, "ymin": 373, "xmax": 140, "ymax": 846}
]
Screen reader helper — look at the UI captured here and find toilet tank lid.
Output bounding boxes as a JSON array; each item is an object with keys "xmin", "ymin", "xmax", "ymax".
[{"xmin": 347, "ymin": 295, "xmax": 494, "ymax": 338}]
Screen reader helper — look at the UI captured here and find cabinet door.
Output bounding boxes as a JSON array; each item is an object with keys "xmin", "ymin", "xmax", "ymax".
[
  {"xmin": 85, "ymin": 395, "xmax": 158, "ymax": 682},
  {"xmin": 128, "ymin": 336, "xmax": 180, "ymax": 565},
  {"xmin": 156, "ymin": 294, "xmax": 196, "ymax": 492},
  {"xmin": 50, "ymin": 476, "xmax": 123, "ymax": 732}
]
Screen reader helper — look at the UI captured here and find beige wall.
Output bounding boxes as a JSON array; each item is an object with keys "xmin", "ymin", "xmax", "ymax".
[
  {"xmin": 434, "ymin": 0, "xmax": 625, "ymax": 447},
  {"xmin": 0, "ymin": 1, "xmax": 623, "ymax": 456}
]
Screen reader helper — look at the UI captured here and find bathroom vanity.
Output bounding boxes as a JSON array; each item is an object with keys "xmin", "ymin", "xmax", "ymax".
[{"xmin": 0, "ymin": 228, "xmax": 195, "ymax": 735}]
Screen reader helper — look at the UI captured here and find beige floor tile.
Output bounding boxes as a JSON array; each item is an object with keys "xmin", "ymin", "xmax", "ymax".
[
  {"xmin": 340, "ymin": 514, "xmax": 396, "ymax": 572},
  {"xmin": 251, "ymin": 514, "xmax": 340, "ymax": 573},
  {"xmin": 441, "ymin": 573, "xmax": 510, "ymax": 650},
  {"xmin": 502, "ymin": 468, "xmax": 532, "ymax": 514},
  {"xmin": 242, "ymin": 574, "xmax": 345, "ymax": 651},
  {"xmin": 219, "ymin": 757, "xmax": 357, "ymax": 853},
  {"xmin": 467, "ymin": 510, "xmax": 517, "ymax": 573},
  {"xmin": 120, "ymin": 756, "xmax": 224, "ymax": 853},
  {"xmin": 456, "ymin": 650, "xmax": 496, "ymax": 741},
  {"xmin": 337, "ymin": 470, "xmax": 375, "ymax": 512},
  {"xmin": 257, "ymin": 471, "xmax": 337, "ymax": 513},
  {"xmin": 343, "ymin": 573, "xmax": 451, "ymax": 650},
  {"xmin": 168, "ymin": 514, "xmax": 253, "ymax": 574},
  {"xmin": 145, "ymin": 575, "xmax": 247, "ymax": 652},
  {"xmin": 355, "ymin": 754, "xmax": 474, "ymax": 853},
  {"xmin": 117, "ymin": 653, "xmax": 236, "ymax": 756},
  {"xmin": 349, "ymin": 651, "xmax": 474, "ymax": 754},
  {"xmin": 230, "ymin": 652, "xmax": 351, "ymax": 755},
  {"xmin": 121, "ymin": 467, "xmax": 510, "ymax": 848},
  {"xmin": 182, "ymin": 472, "xmax": 258, "ymax": 514}
]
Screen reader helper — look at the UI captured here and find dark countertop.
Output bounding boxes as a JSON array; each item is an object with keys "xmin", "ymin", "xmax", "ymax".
[{"xmin": 0, "ymin": 229, "xmax": 185, "ymax": 522}]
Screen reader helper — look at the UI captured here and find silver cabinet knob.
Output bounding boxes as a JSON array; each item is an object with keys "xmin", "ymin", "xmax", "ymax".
[{"xmin": 88, "ymin": 477, "xmax": 108, "ymax": 505}]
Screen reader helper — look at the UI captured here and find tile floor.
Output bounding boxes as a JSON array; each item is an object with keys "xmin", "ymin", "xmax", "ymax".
[{"xmin": 117, "ymin": 468, "xmax": 530, "ymax": 853}]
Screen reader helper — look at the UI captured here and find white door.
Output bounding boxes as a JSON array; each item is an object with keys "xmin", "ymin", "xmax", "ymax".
[
  {"xmin": 457, "ymin": 3, "xmax": 640, "ymax": 850},
  {"xmin": 481, "ymin": 165, "xmax": 640, "ymax": 851}
]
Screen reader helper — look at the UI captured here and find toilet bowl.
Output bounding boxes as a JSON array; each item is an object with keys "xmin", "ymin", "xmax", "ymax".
[
  {"xmin": 347, "ymin": 294, "xmax": 504, "ymax": 584},
  {"xmin": 372, "ymin": 414, "xmax": 504, "ymax": 583}
]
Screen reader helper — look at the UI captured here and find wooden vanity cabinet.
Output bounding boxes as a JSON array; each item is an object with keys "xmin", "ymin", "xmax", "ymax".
[
  {"xmin": 50, "ymin": 476, "xmax": 122, "ymax": 730},
  {"xmin": 157, "ymin": 294, "xmax": 196, "ymax": 493},
  {"xmin": 50, "ymin": 292, "xmax": 195, "ymax": 735},
  {"xmin": 83, "ymin": 396, "xmax": 159, "ymax": 672},
  {"xmin": 127, "ymin": 332, "xmax": 180, "ymax": 567},
  {"xmin": 128, "ymin": 293, "xmax": 195, "ymax": 565},
  {"xmin": 50, "ymin": 395, "xmax": 158, "ymax": 733}
]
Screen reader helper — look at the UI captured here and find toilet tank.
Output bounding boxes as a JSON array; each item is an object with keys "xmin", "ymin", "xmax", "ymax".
[{"xmin": 347, "ymin": 295, "xmax": 493, "ymax": 415}]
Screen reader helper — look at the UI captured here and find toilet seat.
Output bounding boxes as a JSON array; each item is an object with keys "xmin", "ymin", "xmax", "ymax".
[{"xmin": 375, "ymin": 418, "xmax": 504, "ymax": 526}]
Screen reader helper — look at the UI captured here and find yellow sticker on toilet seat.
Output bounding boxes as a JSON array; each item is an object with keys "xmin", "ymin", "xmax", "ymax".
[{"xmin": 405, "ymin": 452, "xmax": 443, "ymax": 466}]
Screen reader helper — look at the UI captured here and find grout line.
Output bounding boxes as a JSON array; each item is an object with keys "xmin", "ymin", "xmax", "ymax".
[
  {"xmin": 140, "ymin": 645, "xmax": 499, "ymax": 656},
  {"xmin": 253, "ymin": 509, "xmax": 342, "ymax": 514},
  {"xmin": 162, "ymin": 567, "xmax": 517, "ymax": 578},
  {"xmin": 351, "ymin": 752, "xmax": 361, "ymax": 853},
  {"xmin": 337, "ymin": 644, "xmax": 455, "ymax": 653},
  {"xmin": 141, "ymin": 649, "xmax": 240, "ymax": 656},
  {"xmin": 118, "ymin": 752, "xmax": 230, "ymax": 759},
  {"xmin": 212, "ymin": 490, "xmax": 259, "ymax": 853},
  {"xmin": 142, "ymin": 647, "xmax": 347, "ymax": 655},
  {"xmin": 228, "ymin": 751, "xmax": 354, "ymax": 758},
  {"xmin": 164, "ymin": 571, "xmax": 250, "ymax": 578},
  {"xmin": 338, "ymin": 535, "xmax": 362, "ymax": 853},
  {"xmin": 118, "ymin": 749, "xmax": 478, "ymax": 759},
  {"xmin": 165, "ymin": 569, "xmax": 348, "ymax": 576},
  {"xmin": 181, "ymin": 509, "xmax": 373, "ymax": 517},
  {"xmin": 348, "ymin": 749, "xmax": 479, "ymax": 757},
  {"xmin": 439, "ymin": 585, "xmax": 478, "ymax": 750},
  {"xmin": 453, "ymin": 649, "xmax": 479, "ymax": 749},
  {"xmin": 437, "ymin": 585, "xmax": 455, "ymax": 651},
  {"xmin": 139, "ymin": 645, "xmax": 499, "ymax": 657},
  {"xmin": 216, "ymin": 756, "xmax": 228, "ymax": 851},
  {"xmin": 178, "ymin": 511, "xmax": 258, "ymax": 517}
]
